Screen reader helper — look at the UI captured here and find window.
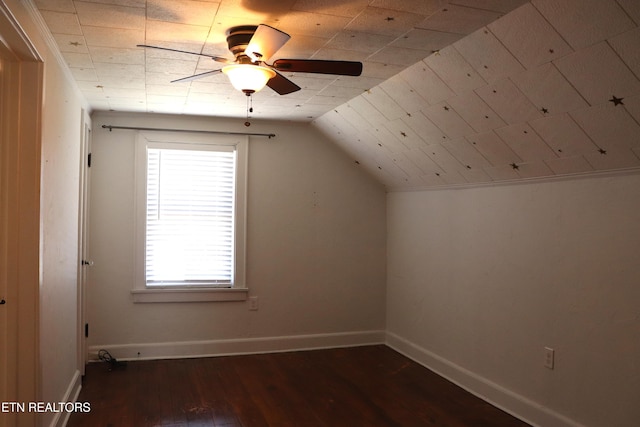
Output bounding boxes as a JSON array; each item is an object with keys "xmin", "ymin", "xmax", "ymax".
[{"xmin": 133, "ymin": 132, "xmax": 248, "ymax": 303}]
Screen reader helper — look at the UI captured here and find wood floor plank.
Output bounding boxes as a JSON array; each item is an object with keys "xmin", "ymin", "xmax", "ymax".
[
  {"xmin": 67, "ymin": 345, "xmax": 530, "ymax": 427},
  {"xmin": 230, "ymin": 354, "xmax": 323, "ymax": 426},
  {"xmin": 213, "ymin": 356, "xmax": 271, "ymax": 427}
]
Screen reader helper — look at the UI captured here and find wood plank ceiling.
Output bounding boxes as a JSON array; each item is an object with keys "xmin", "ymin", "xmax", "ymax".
[{"xmin": 33, "ymin": 0, "xmax": 640, "ymax": 190}]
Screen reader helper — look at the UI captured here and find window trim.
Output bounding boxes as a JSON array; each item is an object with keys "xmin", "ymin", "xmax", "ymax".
[{"xmin": 133, "ymin": 131, "xmax": 248, "ymax": 303}]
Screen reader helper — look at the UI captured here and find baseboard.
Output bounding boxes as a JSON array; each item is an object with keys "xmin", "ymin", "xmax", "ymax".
[
  {"xmin": 88, "ymin": 330, "xmax": 386, "ymax": 361},
  {"xmin": 386, "ymin": 332, "xmax": 584, "ymax": 427},
  {"xmin": 48, "ymin": 369, "xmax": 82, "ymax": 427}
]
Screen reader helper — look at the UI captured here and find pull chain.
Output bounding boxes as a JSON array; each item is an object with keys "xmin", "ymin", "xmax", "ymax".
[{"xmin": 245, "ymin": 94, "xmax": 254, "ymax": 127}]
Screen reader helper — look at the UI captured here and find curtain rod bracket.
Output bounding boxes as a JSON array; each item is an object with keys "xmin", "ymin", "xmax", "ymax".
[{"xmin": 101, "ymin": 124, "xmax": 275, "ymax": 139}]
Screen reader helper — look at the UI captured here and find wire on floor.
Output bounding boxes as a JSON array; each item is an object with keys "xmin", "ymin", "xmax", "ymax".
[{"xmin": 98, "ymin": 349, "xmax": 127, "ymax": 371}]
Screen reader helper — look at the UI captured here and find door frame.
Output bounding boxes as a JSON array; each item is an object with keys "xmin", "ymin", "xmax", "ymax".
[
  {"xmin": 77, "ymin": 114, "xmax": 92, "ymax": 375},
  {"xmin": 0, "ymin": 2, "xmax": 44, "ymax": 426}
]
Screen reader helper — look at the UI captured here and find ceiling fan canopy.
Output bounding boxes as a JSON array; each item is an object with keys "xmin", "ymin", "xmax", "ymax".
[{"xmin": 138, "ymin": 24, "xmax": 363, "ymax": 96}]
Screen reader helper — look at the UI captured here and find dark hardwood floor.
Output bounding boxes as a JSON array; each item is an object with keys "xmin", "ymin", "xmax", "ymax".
[{"xmin": 67, "ymin": 345, "xmax": 530, "ymax": 427}]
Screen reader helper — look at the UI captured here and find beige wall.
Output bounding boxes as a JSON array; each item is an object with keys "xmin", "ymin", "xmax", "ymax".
[
  {"xmin": 386, "ymin": 173, "xmax": 640, "ymax": 427},
  {"xmin": 87, "ymin": 112, "xmax": 387, "ymax": 357}
]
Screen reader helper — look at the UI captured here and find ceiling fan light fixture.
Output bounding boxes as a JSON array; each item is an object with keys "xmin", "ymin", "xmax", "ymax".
[{"xmin": 222, "ymin": 64, "xmax": 276, "ymax": 94}]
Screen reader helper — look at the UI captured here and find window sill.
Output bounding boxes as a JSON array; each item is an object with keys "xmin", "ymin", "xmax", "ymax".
[{"xmin": 132, "ymin": 287, "xmax": 249, "ymax": 303}]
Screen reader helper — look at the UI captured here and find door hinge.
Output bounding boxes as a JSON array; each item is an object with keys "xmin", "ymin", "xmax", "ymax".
[
  {"xmin": 85, "ymin": 323, "xmax": 89, "ymax": 338},
  {"xmin": 87, "ymin": 152, "xmax": 92, "ymax": 168}
]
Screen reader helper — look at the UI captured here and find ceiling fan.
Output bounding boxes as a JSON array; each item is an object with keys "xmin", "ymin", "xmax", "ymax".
[{"xmin": 137, "ymin": 24, "xmax": 363, "ymax": 96}]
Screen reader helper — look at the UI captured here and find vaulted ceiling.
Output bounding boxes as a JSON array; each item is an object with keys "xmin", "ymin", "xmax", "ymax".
[
  {"xmin": 32, "ymin": 0, "xmax": 640, "ymax": 190},
  {"xmin": 312, "ymin": 0, "xmax": 640, "ymax": 190}
]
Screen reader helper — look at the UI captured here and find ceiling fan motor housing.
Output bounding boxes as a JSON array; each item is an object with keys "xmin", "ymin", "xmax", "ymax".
[{"xmin": 226, "ymin": 25, "xmax": 258, "ymax": 63}]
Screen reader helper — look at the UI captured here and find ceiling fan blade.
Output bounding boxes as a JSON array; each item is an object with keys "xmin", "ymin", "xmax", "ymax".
[
  {"xmin": 272, "ymin": 59, "xmax": 363, "ymax": 76},
  {"xmin": 245, "ymin": 25, "xmax": 291, "ymax": 62},
  {"xmin": 137, "ymin": 44, "xmax": 229, "ymax": 64},
  {"xmin": 171, "ymin": 69, "xmax": 222, "ymax": 83},
  {"xmin": 266, "ymin": 71, "xmax": 301, "ymax": 95}
]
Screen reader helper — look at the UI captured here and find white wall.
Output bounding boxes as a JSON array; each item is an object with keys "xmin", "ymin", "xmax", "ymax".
[
  {"xmin": 87, "ymin": 112, "xmax": 387, "ymax": 358},
  {"xmin": 39, "ymin": 59, "xmax": 87, "ymax": 427},
  {"xmin": 3, "ymin": 1, "xmax": 89, "ymax": 426},
  {"xmin": 39, "ymin": 64, "xmax": 86, "ymax": 425},
  {"xmin": 386, "ymin": 173, "xmax": 640, "ymax": 427}
]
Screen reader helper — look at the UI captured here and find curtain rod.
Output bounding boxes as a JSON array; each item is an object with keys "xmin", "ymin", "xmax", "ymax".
[{"xmin": 101, "ymin": 124, "xmax": 276, "ymax": 139}]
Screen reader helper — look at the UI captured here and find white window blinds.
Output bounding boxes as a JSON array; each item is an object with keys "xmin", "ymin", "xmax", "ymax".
[{"xmin": 145, "ymin": 146, "xmax": 236, "ymax": 287}]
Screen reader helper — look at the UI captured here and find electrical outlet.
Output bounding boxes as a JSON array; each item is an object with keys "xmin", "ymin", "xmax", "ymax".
[
  {"xmin": 544, "ymin": 347, "xmax": 555, "ymax": 369},
  {"xmin": 249, "ymin": 296, "xmax": 259, "ymax": 311}
]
